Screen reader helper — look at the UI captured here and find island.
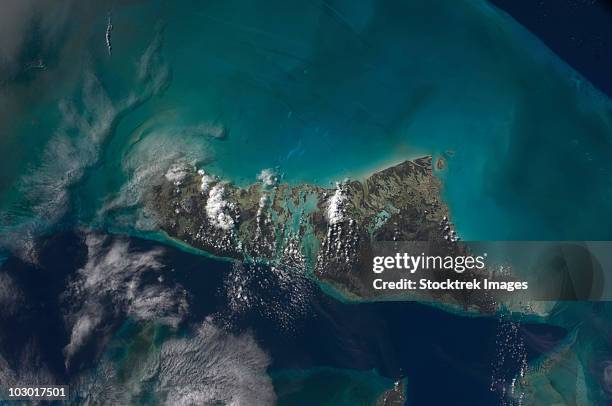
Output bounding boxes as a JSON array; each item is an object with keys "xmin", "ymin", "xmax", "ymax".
[{"xmin": 144, "ymin": 156, "xmax": 519, "ymax": 314}]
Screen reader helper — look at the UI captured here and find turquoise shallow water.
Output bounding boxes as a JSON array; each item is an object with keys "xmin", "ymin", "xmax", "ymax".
[
  {"xmin": 152, "ymin": 0, "xmax": 612, "ymax": 241},
  {"xmin": 1, "ymin": 0, "xmax": 611, "ymax": 244}
]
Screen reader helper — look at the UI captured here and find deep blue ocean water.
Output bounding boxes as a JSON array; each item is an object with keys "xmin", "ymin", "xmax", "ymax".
[
  {"xmin": 0, "ymin": 232, "xmax": 567, "ymax": 404},
  {"xmin": 488, "ymin": 0, "xmax": 612, "ymax": 97}
]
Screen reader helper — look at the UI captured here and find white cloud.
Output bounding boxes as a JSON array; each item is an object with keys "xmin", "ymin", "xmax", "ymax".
[
  {"xmin": 62, "ymin": 233, "xmax": 188, "ymax": 365},
  {"xmin": 257, "ymin": 168, "xmax": 278, "ymax": 187},
  {"xmin": 164, "ymin": 163, "xmax": 189, "ymax": 185},
  {"xmin": 206, "ymin": 184, "xmax": 235, "ymax": 231},
  {"xmin": 327, "ymin": 182, "xmax": 348, "ymax": 224},
  {"xmin": 198, "ymin": 169, "xmax": 216, "ymax": 193},
  {"xmin": 2, "ymin": 27, "xmax": 173, "ymax": 262},
  {"xmin": 72, "ymin": 321, "xmax": 276, "ymax": 405}
]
